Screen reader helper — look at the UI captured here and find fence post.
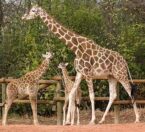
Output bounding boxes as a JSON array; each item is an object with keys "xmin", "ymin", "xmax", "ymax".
[
  {"xmin": 1, "ymin": 81, "xmax": 6, "ymax": 117},
  {"xmin": 56, "ymin": 81, "xmax": 63, "ymax": 125},
  {"xmin": 114, "ymin": 83, "xmax": 120, "ymax": 124}
]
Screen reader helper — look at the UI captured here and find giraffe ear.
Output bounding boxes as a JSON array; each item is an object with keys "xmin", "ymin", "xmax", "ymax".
[
  {"xmin": 46, "ymin": 52, "xmax": 50, "ymax": 55},
  {"xmin": 58, "ymin": 64, "xmax": 61, "ymax": 68},
  {"xmin": 42, "ymin": 54, "xmax": 46, "ymax": 58},
  {"xmin": 65, "ymin": 63, "xmax": 68, "ymax": 66},
  {"xmin": 35, "ymin": 4, "xmax": 39, "ymax": 7}
]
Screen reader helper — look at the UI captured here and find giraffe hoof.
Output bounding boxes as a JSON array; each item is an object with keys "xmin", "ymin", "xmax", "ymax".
[
  {"xmin": 34, "ymin": 122, "xmax": 39, "ymax": 125},
  {"xmin": 2, "ymin": 122, "xmax": 7, "ymax": 126},
  {"xmin": 64, "ymin": 122, "xmax": 71, "ymax": 126},
  {"xmin": 77, "ymin": 122, "xmax": 80, "ymax": 125},
  {"xmin": 89, "ymin": 121, "xmax": 96, "ymax": 125},
  {"xmin": 134, "ymin": 120, "xmax": 140, "ymax": 123},
  {"xmin": 98, "ymin": 120, "xmax": 104, "ymax": 124},
  {"xmin": 63, "ymin": 123, "xmax": 65, "ymax": 126}
]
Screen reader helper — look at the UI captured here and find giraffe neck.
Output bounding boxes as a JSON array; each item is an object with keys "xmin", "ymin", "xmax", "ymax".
[
  {"xmin": 38, "ymin": 8, "xmax": 87, "ymax": 56},
  {"xmin": 33, "ymin": 59, "xmax": 50, "ymax": 80},
  {"xmin": 61, "ymin": 68, "xmax": 72, "ymax": 87}
]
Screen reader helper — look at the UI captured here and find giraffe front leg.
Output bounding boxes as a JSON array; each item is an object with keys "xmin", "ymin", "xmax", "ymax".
[
  {"xmin": 65, "ymin": 72, "xmax": 82, "ymax": 125},
  {"xmin": 29, "ymin": 96, "xmax": 39, "ymax": 125},
  {"xmin": 76, "ymin": 91, "xmax": 81, "ymax": 125},
  {"xmin": 63, "ymin": 98, "xmax": 68, "ymax": 125},
  {"xmin": 99, "ymin": 77, "xmax": 117, "ymax": 124},
  {"xmin": 86, "ymin": 79, "xmax": 96, "ymax": 125}
]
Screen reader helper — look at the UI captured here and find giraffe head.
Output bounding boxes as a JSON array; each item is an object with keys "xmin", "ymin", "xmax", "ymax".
[
  {"xmin": 22, "ymin": 5, "xmax": 41, "ymax": 20},
  {"xmin": 58, "ymin": 62, "xmax": 68, "ymax": 69},
  {"xmin": 42, "ymin": 52, "xmax": 53, "ymax": 61}
]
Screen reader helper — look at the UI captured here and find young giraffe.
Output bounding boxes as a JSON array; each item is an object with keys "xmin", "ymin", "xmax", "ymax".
[
  {"xmin": 58, "ymin": 62, "xmax": 81, "ymax": 125},
  {"xmin": 2, "ymin": 52, "xmax": 53, "ymax": 126},
  {"xmin": 22, "ymin": 5, "xmax": 140, "ymax": 125}
]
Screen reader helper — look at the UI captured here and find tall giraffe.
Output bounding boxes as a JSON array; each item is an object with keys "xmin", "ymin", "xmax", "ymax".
[
  {"xmin": 58, "ymin": 62, "xmax": 81, "ymax": 125},
  {"xmin": 2, "ymin": 52, "xmax": 53, "ymax": 126},
  {"xmin": 22, "ymin": 5, "xmax": 140, "ymax": 125}
]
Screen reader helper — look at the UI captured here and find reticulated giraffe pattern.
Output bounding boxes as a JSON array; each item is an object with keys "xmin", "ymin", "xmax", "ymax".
[
  {"xmin": 2, "ymin": 52, "xmax": 53, "ymax": 126},
  {"xmin": 22, "ymin": 5, "xmax": 140, "ymax": 125},
  {"xmin": 58, "ymin": 62, "xmax": 81, "ymax": 125}
]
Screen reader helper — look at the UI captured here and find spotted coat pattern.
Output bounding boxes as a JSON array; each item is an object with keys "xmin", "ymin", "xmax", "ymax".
[
  {"xmin": 22, "ymin": 5, "xmax": 139, "ymax": 125},
  {"xmin": 2, "ymin": 53, "xmax": 52, "ymax": 126},
  {"xmin": 58, "ymin": 62, "xmax": 81, "ymax": 125}
]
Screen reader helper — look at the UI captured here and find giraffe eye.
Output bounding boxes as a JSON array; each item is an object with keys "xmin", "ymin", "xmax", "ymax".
[{"xmin": 32, "ymin": 10, "xmax": 35, "ymax": 12}]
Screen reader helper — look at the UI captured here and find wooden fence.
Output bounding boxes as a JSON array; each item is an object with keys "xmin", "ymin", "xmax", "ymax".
[{"xmin": 0, "ymin": 76, "xmax": 145, "ymax": 125}]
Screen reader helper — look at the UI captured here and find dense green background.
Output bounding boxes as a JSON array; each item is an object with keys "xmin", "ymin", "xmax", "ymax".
[{"xmin": 0, "ymin": 0, "xmax": 145, "ymax": 115}]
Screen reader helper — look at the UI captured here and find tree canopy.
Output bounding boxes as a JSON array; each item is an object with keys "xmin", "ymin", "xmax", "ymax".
[
  {"xmin": 0, "ymin": 0, "xmax": 145, "ymax": 78},
  {"xmin": 0, "ymin": 0, "xmax": 145, "ymax": 101}
]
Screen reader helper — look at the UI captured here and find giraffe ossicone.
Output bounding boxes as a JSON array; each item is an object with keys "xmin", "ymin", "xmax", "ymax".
[
  {"xmin": 22, "ymin": 5, "xmax": 140, "ymax": 125},
  {"xmin": 2, "ymin": 51, "xmax": 53, "ymax": 126}
]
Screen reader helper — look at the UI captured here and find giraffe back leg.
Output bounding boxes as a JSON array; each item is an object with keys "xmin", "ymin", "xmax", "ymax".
[
  {"xmin": 119, "ymin": 80, "xmax": 140, "ymax": 123},
  {"xmin": 86, "ymin": 78, "xmax": 96, "ymax": 125},
  {"xmin": 99, "ymin": 76, "xmax": 117, "ymax": 124},
  {"xmin": 29, "ymin": 95, "xmax": 39, "ymax": 125},
  {"xmin": 76, "ymin": 98, "xmax": 81, "ymax": 125},
  {"xmin": 2, "ymin": 84, "xmax": 17, "ymax": 126},
  {"xmin": 2, "ymin": 98, "xmax": 15, "ymax": 126},
  {"xmin": 70, "ymin": 100, "xmax": 76, "ymax": 125}
]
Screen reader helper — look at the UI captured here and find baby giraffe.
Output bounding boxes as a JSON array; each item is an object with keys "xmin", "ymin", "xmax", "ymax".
[
  {"xmin": 58, "ymin": 62, "xmax": 81, "ymax": 125},
  {"xmin": 2, "ymin": 52, "xmax": 53, "ymax": 126}
]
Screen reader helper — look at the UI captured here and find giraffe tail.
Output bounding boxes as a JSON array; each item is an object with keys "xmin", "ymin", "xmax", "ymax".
[
  {"xmin": 130, "ymin": 83, "xmax": 138, "ymax": 100},
  {"xmin": 1, "ymin": 101, "xmax": 6, "ymax": 106},
  {"xmin": 75, "ymin": 100, "xmax": 81, "ymax": 109},
  {"xmin": 126, "ymin": 63, "xmax": 133, "ymax": 84},
  {"xmin": 75, "ymin": 103, "xmax": 81, "ymax": 108},
  {"xmin": 126, "ymin": 63, "xmax": 138, "ymax": 99}
]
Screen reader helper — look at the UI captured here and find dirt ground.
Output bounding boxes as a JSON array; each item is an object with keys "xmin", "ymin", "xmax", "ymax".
[
  {"xmin": 0, "ymin": 123, "xmax": 145, "ymax": 132},
  {"xmin": 0, "ymin": 109, "xmax": 145, "ymax": 132}
]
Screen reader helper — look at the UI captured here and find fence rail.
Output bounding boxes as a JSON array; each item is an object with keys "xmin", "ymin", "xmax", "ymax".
[{"xmin": 0, "ymin": 76, "xmax": 145, "ymax": 125}]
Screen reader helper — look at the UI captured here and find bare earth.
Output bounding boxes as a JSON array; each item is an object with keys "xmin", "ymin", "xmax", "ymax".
[
  {"xmin": 0, "ymin": 123, "xmax": 145, "ymax": 132},
  {"xmin": 0, "ymin": 109, "xmax": 145, "ymax": 132}
]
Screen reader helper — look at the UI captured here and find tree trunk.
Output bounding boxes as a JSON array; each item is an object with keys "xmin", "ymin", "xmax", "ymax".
[{"xmin": 0, "ymin": 0, "xmax": 3, "ymax": 44}]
